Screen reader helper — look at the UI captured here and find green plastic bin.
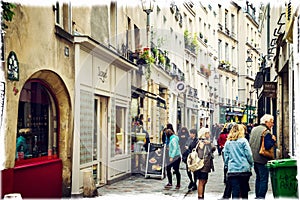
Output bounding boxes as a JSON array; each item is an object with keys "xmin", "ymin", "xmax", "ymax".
[{"xmin": 266, "ymin": 159, "xmax": 298, "ymax": 199}]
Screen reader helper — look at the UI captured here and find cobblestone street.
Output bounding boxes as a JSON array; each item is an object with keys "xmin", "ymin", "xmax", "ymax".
[{"xmin": 95, "ymin": 152, "xmax": 274, "ymax": 200}]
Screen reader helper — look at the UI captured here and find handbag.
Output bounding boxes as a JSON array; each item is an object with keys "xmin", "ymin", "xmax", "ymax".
[
  {"xmin": 259, "ymin": 129, "xmax": 274, "ymax": 159},
  {"xmin": 187, "ymin": 141, "xmax": 206, "ymax": 172}
]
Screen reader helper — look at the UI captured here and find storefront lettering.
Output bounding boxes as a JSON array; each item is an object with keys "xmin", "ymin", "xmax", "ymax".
[
  {"xmin": 97, "ymin": 67, "xmax": 107, "ymax": 83},
  {"xmin": 0, "ymin": 82, "xmax": 5, "ymax": 128}
]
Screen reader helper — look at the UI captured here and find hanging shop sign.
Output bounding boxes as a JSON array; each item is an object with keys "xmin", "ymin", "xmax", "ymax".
[
  {"xmin": 176, "ymin": 81, "xmax": 186, "ymax": 93},
  {"xmin": 7, "ymin": 51, "xmax": 19, "ymax": 81},
  {"xmin": 263, "ymin": 82, "xmax": 277, "ymax": 98},
  {"xmin": 145, "ymin": 143, "xmax": 166, "ymax": 179}
]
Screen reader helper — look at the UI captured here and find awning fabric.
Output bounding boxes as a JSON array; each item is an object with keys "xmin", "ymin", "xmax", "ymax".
[
  {"xmin": 131, "ymin": 86, "xmax": 157, "ymax": 100},
  {"xmin": 131, "ymin": 86, "xmax": 166, "ymax": 109}
]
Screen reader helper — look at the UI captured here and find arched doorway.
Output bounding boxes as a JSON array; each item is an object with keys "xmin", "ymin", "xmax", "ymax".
[{"xmin": 7, "ymin": 70, "xmax": 73, "ymax": 198}]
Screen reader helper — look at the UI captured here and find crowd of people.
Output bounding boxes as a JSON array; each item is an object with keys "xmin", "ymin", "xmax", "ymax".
[{"xmin": 160, "ymin": 114, "xmax": 276, "ymax": 200}]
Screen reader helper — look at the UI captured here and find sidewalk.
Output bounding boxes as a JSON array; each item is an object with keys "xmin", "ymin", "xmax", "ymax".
[{"xmin": 95, "ymin": 153, "xmax": 274, "ymax": 199}]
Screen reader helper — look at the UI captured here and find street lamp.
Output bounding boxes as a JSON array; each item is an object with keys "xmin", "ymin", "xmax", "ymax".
[
  {"xmin": 246, "ymin": 56, "xmax": 253, "ymax": 67},
  {"xmin": 141, "ymin": 0, "xmax": 154, "ymax": 50}
]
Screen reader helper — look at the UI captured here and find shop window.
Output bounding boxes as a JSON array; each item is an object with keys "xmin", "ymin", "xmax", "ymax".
[
  {"xmin": 16, "ymin": 81, "xmax": 58, "ymax": 163},
  {"xmin": 115, "ymin": 106, "xmax": 126, "ymax": 155}
]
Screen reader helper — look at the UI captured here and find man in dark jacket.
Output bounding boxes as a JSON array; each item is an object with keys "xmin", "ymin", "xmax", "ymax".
[
  {"xmin": 182, "ymin": 129, "xmax": 199, "ymax": 191},
  {"xmin": 249, "ymin": 114, "xmax": 276, "ymax": 199}
]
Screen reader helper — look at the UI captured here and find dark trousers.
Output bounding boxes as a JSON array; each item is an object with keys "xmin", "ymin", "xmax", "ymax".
[
  {"xmin": 185, "ymin": 163, "xmax": 197, "ymax": 185},
  {"xmin": 222, "ymin": 181, "xmax": 232, "ymax": 199},
  {"xmin": 254, "ymin": 162, "xmax": 269, "ymax": 198},
  {"xmin": 222, "ymin": 153, "xmax": 232, "ymax": 199},
  {"xmin": 166, "ymin": 157, "xmax": 181, "ymax": 186},
  {"xmin": 228, "ymin": 176, "xmax": 250, "ymax": 199}
]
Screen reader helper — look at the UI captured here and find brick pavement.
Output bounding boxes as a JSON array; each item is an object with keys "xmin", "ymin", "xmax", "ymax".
[{"xmin": 96, "ymin": 152, "xmax": 275, "ymax": 200}]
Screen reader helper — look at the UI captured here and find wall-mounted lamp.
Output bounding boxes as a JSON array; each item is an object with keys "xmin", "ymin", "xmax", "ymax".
[{"xmin": 246, "ymin": 56, "xmax": 253, "ymax": 67}]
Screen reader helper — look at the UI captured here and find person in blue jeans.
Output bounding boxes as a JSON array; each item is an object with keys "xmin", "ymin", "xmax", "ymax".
[
  {"xmin": 164, "ymin": 128, "xmax": 181, "ymax": 189},
  {"xmin": 249, "ymin": 114, "xmax": 276, "ymax": 199},
  {"xmin": 223, "ymin": 124, "xmax": 253, "ymax": 199}
]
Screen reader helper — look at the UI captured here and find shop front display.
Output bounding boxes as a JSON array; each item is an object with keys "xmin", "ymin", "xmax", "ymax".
[
  {"xmin": 16, "ymin": 81, "xmax": 58, "ymax": 161},
  {"xmin": 131, "ymin": 124, "xmax": 148, "ymax": 175},
  {"xmin": 11, "ymin": 80, "xmax": 62, "ymax": 198}
]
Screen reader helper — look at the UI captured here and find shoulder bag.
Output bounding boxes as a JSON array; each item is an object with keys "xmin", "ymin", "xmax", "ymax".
[
  {"xmin": 259, "ymin": 129, "xmax": 274, "ymax": 159},
  {"xmin": 187, "ymin": 141, "xmax": 206, "ymax": 172}
]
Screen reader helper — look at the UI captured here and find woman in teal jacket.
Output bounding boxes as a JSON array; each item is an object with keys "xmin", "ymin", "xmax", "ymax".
[
  {"xmin": 223, "ymin": 124, "xmax": 253, "ymax": 199},
  {"xmin": 164, "ymin": 128, "xmax": 181, "ymax": 189}
]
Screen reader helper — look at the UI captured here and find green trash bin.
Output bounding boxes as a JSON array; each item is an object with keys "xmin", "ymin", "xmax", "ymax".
[{"xmin": 266, "ymin": 159, "xmax": 298, "ymax": 199}]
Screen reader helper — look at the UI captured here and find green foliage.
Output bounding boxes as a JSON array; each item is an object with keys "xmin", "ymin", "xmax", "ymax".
[
  {"xmin": 1, "ymin": 2, "xmax": 16, "ymax": 29},
  {"xmin": 158, "ymin": 53, "xmax": 165, "ymax": 64},
  {"xmin": 140, "ymin": 50, "xmax": 155, "ymax": 64}
]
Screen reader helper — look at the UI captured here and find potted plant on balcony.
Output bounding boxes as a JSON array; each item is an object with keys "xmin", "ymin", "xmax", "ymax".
[
  {"xmin": 184, "ymin": 30, "xmax": 190, "ymax": 47},
  {"xmin": 140, "ymin": 49, "xmax": 155, "ymax": 64},
  {"xmin": 158, "ymin": 53, "xmax": 165, "ymax": 65},
  {"xmin": 151, "ymin": 47, "xmax": 158, "ymax": 59},
  {"xmin": 191, "ymin": 34, "xmax": 198, "ymax": 53}
]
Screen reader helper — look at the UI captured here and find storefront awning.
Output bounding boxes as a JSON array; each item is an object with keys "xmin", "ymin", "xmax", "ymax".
[
  {"xmin": 131, "ymin": 86, "xmax": 167, "ymax": 109},
  {"xmin": 131, "ymin": 86, "xmax": 157, "ymax": 100}
]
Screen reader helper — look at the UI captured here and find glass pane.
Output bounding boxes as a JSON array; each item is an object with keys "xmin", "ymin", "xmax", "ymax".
[
  {"xmin": 16, "ymin": 82, "xmax": 57, "ymax": 161},
  {"xmin": 80, "ymin": 90, "xmax": 93, "ymax": 164},
  {"xmin": 93, "ymin": 99, "xmax": 98, "ymax": 161},
  {"xmin": 115, "ymin": 106, "xmax": 126, "ymax": 155}
]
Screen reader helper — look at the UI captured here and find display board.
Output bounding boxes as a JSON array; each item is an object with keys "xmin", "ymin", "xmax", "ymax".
[{"xmin": 145, "ymin": 143, "xmax": 166, "ymax": 179}]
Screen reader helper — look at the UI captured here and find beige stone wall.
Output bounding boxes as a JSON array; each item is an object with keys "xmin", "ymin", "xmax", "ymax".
[{"xmin": 4, "ymin": 4, "xmax": 75, "ymax": 195}]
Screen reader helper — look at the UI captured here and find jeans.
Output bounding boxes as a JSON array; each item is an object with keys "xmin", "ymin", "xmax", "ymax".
[
  {"xmin": 254, "ymin": 162, "xmax": 269, "ymax": 199},
  {"xmin": 229, "ymin": 176, "xmax": 250, "ymax": 199}
]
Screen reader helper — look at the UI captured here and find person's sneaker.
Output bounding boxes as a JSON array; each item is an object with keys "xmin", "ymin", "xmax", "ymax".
[
  {"xmin": 164, "ymin": 183, "xmax": 172, "ymax": 189},
  {"xmin": 175, "ymin": 185, "xmax": 180, "ymax": 189}
]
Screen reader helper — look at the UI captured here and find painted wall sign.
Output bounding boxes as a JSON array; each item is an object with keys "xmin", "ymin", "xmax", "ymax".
[
  {"xmin": 7, "ymin": 51, "xmax": 19, "ymax": 81},
  {"xmin": 97, "ymin": 67, "xmax": 107, "ymax": 83}
]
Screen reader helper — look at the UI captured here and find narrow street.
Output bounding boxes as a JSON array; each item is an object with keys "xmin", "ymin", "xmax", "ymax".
[{"xmin": 95, "ymin": 152, "xmax": 273, "ymax": 200}]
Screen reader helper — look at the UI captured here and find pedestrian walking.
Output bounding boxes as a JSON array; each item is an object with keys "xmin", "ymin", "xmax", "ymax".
[
  {"xmin": 218, "ymin": 122, "xmax": 238, "ymax": 200},
  {"xmin": 195, "ymin": 127, "xmax": 216, "ymax": 199},
  {"xmin": 178, "ymin": 126, "xmax": 189, "ymax": 155},
  {"xmin": 164, "ymin": 127, "xmax": 181, "ymax": 189},
  {"xmin": 182, "ymin": 128, "xmax": 198, "ymax": 191},
  {"xmin": 249, "ymin": 114, "xmax": 276, "ymax": 199},
  {"xmin": 217, "ymin": 127, "xmax": 228, "ymax": 156},
  {"xmin": 223, "ymin": 124, "xmax": 253, "ymax": 199}
]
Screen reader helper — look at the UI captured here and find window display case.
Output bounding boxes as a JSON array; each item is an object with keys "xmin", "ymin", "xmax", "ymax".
[{"xmin": 16, "ymin": 81, "xmax": 58, "ymax": 162}]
